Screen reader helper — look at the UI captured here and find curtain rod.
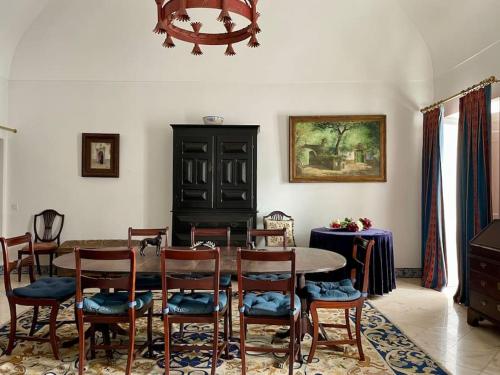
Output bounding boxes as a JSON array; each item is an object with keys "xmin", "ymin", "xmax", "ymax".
[
  {"xmin": 0, "ymin": 125, "xmax": 17, "ymax": 133},
  {"xmin": 420, "ymin": 76, "xmax": 500, "ymax": 114}
]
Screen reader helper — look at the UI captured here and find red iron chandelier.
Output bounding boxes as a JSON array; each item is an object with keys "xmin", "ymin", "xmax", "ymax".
[{"xmin": 153, "ymin": 0, "xmax": 261, "ymax": 56}]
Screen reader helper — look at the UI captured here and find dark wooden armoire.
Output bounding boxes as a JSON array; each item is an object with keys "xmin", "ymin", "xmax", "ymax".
[
  {"xmin": 467, "ymin": 219, "xmax": 500, "ymax": 327},
  {"xmin": 171, "ymin": 124, "xmax": 259, "ymax": 246}
]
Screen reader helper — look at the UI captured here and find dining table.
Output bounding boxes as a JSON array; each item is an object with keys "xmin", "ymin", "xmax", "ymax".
[{"xmin": 54, "ymin": 245, "xmax": 347, "ymax": 362}]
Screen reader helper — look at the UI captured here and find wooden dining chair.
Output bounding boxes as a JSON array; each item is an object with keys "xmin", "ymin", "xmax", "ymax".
[
  {"xmin": 263, "ymin": 211, "xmax": 296, "ymax": 247},
  {"xmin": 18, "ymin": 209, "xmax": 64, "ymax": 280},
  {"xmin": 190, "ymin": 226, "xmax": 233, "ymax": 337},
  {"xmin": 304, "ymin": 237, "xmax": 374, "ymax": 362},
  {"xmin": 75, "ymin": 247, "xmax": 154, "ymax": 375},
  {"xmin": 128, "ymin": 227, "xmax": 168, "ymax": 291},
  {"xmin": 1, "ymin": 233, "xmax": 76, "ymax": 359},
  {"xmin": 246, "ymin": 228, "xmax": 287, "ymax": 249},
  {"xmin": 161, "ymin": 247, "xmax": 229, "ymax": 375},
  {"xmin": 237, "ymin": 248, "xmax": 301, "ymax": 375}
]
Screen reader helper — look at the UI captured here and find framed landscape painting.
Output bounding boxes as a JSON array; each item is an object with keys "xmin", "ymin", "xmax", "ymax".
[
  {"xmin": 82, "ymin": 133, "xmax": 120, "ymax": 177},
  {"xmin": 289, "ymin": 115, "xmax": 386, "ymax": 182}
]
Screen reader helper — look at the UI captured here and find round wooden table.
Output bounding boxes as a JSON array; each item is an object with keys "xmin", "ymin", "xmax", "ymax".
[{"xmin": 53, "ymin": 246, "xmax": 347, "ymax": 275}]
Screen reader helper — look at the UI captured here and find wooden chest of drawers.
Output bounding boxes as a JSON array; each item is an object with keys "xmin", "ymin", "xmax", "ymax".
[{"xmin": 467, "ymin": 220, "xmax": 500, "ymax": 326}]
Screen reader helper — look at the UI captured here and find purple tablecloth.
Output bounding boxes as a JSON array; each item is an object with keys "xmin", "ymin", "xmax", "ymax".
[{"xmin": 309, "ymin": 228, "xmax": 396, "ymax": 295}]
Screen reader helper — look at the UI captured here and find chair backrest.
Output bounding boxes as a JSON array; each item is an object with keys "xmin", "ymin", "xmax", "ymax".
[
  {"xmin": 34, "ymin": 209, "xmax": 64, "ymax": 245},
  {"xmin": 237, "ymin": 248, "xmax": 296, "ymax": 313},
  {"xmin": 128, "ymin": 227, "xmax": 169, "ymax": 248},
  {"xmin": 263, "ymin": 211, "xmax": 296, "ymax": 247},
  {"xmin": 246, "ymin": 228, "xmax": 287, "ymax": 249},
  {"xmin": 161, "ymin": 247, "xmax": 221, "ymax": 313},
  {"xmin": 190, "ymin": 226, "xmax": 231, "ymax": 247},
  {"xmin": 75, "ymin": 248, "xmax": 137, "ymax": 313},
  {"xmin": 0, "ymin": 233, "xmax": 36, "ymax": 294},
  {"xmin": 351, "ymin": 237, "xmax": 375, "ymax": 295}
]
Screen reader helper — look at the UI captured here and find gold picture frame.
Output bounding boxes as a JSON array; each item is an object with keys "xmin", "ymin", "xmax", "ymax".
[{"xmin": 289, "ymin": 115, "xmax": 386, "ymax": 182}]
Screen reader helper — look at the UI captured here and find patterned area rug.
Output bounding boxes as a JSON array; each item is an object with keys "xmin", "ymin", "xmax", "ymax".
[{"xmin": 0, "ymin": 298, "xmax": 449, "ymax": 374}]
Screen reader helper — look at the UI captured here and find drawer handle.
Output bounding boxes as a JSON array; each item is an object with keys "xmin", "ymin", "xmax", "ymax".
[
  {"xmin": 479, "ymin": 262, "xmax": 487, "ymax": 269},
  {"xmin": 481, "ymin": 300, "xmax": 487, "ymax": 307},
  {"xmin": 480, "ymin": 280, "xmax": 486, "ymax": 288}
]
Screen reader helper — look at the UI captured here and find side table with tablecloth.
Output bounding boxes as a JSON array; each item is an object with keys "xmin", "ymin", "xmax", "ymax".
[{"xmin": 309, "ymin": 228, "xmax": 396, "ymax": 295}]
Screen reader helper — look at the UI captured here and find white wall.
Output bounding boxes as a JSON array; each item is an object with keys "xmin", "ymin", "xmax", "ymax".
[
  {"xmin": 6, "ymin": 0, "xmax": 434, "ymax": 269},
  {"xmin": 0, "ymin": 76, "xmax": 8, "ymax": 239},
  {"xmin": 8, "ymin": 80, "xmax": 430, "ymax": 268}
]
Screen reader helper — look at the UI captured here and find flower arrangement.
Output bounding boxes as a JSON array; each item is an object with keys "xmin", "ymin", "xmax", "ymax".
[{"xmin": 329, "ymin": 217, "xmax": 372, "ymax": 232}]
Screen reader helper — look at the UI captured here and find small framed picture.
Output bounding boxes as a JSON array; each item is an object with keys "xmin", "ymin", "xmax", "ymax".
[{"xmin": 82, "ymin": 133, "xmax": 120, "ymax": 177}]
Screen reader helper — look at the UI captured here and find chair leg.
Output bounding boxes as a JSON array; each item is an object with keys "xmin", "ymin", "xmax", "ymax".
[
  {"xmin": 125, "ymin": 320, "xmax": 136, "ymax": 375},
  {"xmin": 17, "ymin": 252, "xmax": 22, "ymax": 282},
  {"xmin": 78, "ymin": 313, "xmax": 85, "ymax": 375},
  {"xmin": 307, "ymin": 304, "xmax": 319, "ymax": 364},
  {"xmin": 223, "ymin": 309, "xmax": 229, "ymax": 358},
  {"xmin": 289, "ymin": 317, "xmax": 295, "ymax": 375},
  {"xmin": 49, "ymin": 304, "xmax": 60, "ymax": 360},
  {"xmin": 49, "ymin": 253, "xmax": 54, "ymax": 277},
  {"xmin": 29, "ymin": 306, "xmax": 39, "ymax": 336},
  {"xmin": 147, "ymin": 307, "xmax": 153, "ymax": 357},
  {"xmin": 35, "ymin": 253, "xmax": 42, "ymax": 276},
  {"xmin": 102, "ymin": 326, "xmax": 112, "ymax": 359},
  {"xmin": 6, "ymin": 303, "xmax": 17, "ymax": 355},
  {"xmin": 355, "ymin": 305, "xmax": 365, "ymax": 361},
  {"xmin": 239, "ymin": 314, "xmax": 246, "ymax": 375},
  {"xmin": 211, "ymin": 314, "xmax": 219, "ymax": 375},
  {"xmin": 164, "ymin": 317, "xmax": 170, "ymax": 375},
  {"xmin": 227, "ymin": 285, "xmax": 233, "ymax": 339},
  {"xmin": 345, "ymin": 308, "xmax": 352, "ymax": 340}
]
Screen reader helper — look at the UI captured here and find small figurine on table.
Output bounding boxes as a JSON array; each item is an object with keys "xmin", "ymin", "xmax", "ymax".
[{"xmin": 139, "ymin": 233, "xmax": 162, "ymax": 256}]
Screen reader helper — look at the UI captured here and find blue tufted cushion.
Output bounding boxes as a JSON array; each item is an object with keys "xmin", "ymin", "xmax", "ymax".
[
  {"xmin": 242, "ymin": 292, "xmax": 301, "ymax": 317},
  {"xmin": 246, "ymin": 273, "xmax": 291, "ymax": 282},
  {"xmin": 82, "ymin": 291, "xmax": 153, "ymax": 315},
  {"xmin": 305, "ymin": 279, "xmax": 361, "ymax": 302},
  {"xmin": 13, "ymin": 277, "xmax": 75, "ymax": 300},
  {"xmin": 167, "ymin": 292, "xmax": 227, "ymax": 315},
  {"xmin": 136, "ymin": 274, "xmax": 162, "ymax": 290}
]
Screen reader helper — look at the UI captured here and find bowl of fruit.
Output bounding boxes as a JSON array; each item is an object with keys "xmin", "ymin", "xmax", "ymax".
[{"xmin": 328, "ymin": 217, "xmax": 372, "ymax": 232}]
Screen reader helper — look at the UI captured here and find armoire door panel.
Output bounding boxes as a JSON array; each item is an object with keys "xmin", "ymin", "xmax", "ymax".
[
  {"xmin": 216, "ymin": 134, "xmax": 254, "ymax": 209},
  {"xmin": 222, "ymin": 160, "xmax": 234, "ymax": 184},
  {"xmin": 174, "ymin": 134, "xmax": 214, "ymax": 209}
]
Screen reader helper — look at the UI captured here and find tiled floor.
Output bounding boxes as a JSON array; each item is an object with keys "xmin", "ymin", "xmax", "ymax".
[
  {"xmin": 370, "ymin": 279, "xmax": 500, "ymax": 375},
  {"xmin": 0, "ymin": 277, "xmax": 499, "ymax": 374}
]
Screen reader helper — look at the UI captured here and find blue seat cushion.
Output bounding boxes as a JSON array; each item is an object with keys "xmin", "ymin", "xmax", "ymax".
[
  {"xmin": 167, "ymin": 292, "xmax": 227, "ymax": 315},
  {"xmin": 243, "ymin": 292, "xmax": 301, "ymax": 317},
  {"xmin": 136, "ymin": 274, "xmax": 162, "ymax": 290},
  {"xmin": 13, "ymin": 277, "xmax": 75, "ymax": 300},
  {"xmin": 305, "ymin": 279, "xmax": 362, "ymax": 302},
  {"xmin": 246, "ymin": 273, "xmax": 291, "ymax": 282},
  {"xmin": 83, "ymin": 291, "xmax": 153, "ymax": 315}
]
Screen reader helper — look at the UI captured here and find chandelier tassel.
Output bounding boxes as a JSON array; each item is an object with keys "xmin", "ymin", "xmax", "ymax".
[
  {"xmin": 192, "ymin": 43, "xmax": 203, "ymax": 56},
  {"xmin": 153, "ymin": 0, "xmax": 166, "ymax": 34},
  {"xmin": 162, "ymin": 33, "xmax": 175, "ymax": 48},
  {"xmin": 248, "ymin": 32, "xmax": 260, "ymax": 48},
  {"xmin": 217, "ymin": 0, "xmax": 232, "ymax": 23},
  {"xmin": 175, "ymin": 0, "xmax": 190, "ymax": 22},
  {"xmin": 225, "ymin": 44, "xmax": 236, "ymax": 56}
]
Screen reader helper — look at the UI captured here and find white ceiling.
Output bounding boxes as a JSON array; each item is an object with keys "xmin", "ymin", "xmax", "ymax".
[{"xmin": 1, "ymin": 0, "xmax": 499, "ymax": 81}]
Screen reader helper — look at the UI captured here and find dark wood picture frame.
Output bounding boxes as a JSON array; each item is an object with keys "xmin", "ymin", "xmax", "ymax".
[
  {"xmin": 82, "ymin": 133, "xmax": 120, "ymax": 178},
  {"xmin": 289, "ymin": 115, "xmax": 386, "ymax": 183}
]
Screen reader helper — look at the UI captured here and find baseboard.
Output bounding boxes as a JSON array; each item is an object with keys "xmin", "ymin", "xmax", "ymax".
[{"xmin": 395, "ymin": 268, "xmax": 422, "ymax": 278}]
